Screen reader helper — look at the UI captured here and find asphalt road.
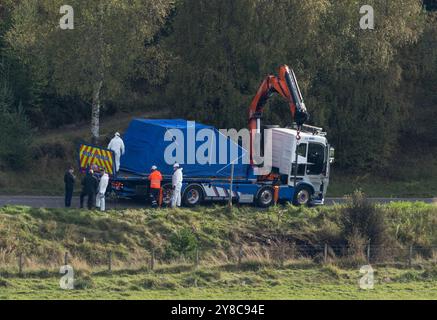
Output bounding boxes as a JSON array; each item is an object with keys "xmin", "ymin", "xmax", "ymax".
[{"xmin": 0, "ymin": 195, "xmax": 436, "ymax": 209}]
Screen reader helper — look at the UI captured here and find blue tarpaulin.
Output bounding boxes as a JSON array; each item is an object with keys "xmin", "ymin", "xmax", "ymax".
[{"xmin": 120, "ymin": 119, "xmax": 250, "ymax": 178}]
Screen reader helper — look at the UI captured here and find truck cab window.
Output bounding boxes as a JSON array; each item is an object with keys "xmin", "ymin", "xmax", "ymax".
[
  {"xmin": 307, "ymin": 143, "xmax": 325, "ymax": 175},
  {"xmin": 297, "ymin": 143, "xmax": 307, "ymax": 157}
]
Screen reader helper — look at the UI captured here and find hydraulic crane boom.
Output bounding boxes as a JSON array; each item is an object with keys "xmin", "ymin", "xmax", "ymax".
[{"xmin": 248, "ymin": 65, "xmax": 309, "ymax": 134}]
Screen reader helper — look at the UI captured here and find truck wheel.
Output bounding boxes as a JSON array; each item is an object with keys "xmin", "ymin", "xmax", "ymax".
[
  {"xmin": 161, "ymin": 183, "xmax": 173, "ymax": 207},
  {"xmin": 293, "ymin": 185, "xmax": 313, "ymax": 206},
  {"xmin": 256, "ymin": 187, "xmax": 275, "ymax": 208},
  {"xmin": 183, "ymin": 185, "xmax": 204, "ymax": 207}
]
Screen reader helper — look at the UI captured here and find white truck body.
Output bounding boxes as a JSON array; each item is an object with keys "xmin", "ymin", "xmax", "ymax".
[{"xmin": 271, "ymin": 127, "xmax": 330, "ymax": 203}]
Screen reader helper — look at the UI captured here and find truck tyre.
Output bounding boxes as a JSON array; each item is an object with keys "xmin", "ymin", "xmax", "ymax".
[
  {"xmin": 293, "ymin": 185, "xmax": 313, "ymax": 206},
  {"xmin": 256, "ymin": 187, "xmax": 275, "ymax": 208},
  {"xmin": 183, "ymin": 185, "xmax": 204, "ymax": 207},
  {"xmin": 161, "ymin": 183, "xmax": 173, "ymax": 207}
]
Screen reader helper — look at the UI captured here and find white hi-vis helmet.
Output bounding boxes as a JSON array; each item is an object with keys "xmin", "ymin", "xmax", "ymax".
[
  {"xmin": 173, "ymin": 163, "xmax": 180, "ymax": 168},
  {"xmin": 151, "ymin": 165, "xmax": 157, "ymax": 170}
]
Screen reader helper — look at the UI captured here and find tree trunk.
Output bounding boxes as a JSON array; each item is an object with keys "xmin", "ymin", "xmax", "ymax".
[
  {"xmin": 91, "ymin": 80, "xmax": 103, "ymax": 144},
  {"xmin": 91, "ymin": 1, "xmax": 105, "ymax": 145}
]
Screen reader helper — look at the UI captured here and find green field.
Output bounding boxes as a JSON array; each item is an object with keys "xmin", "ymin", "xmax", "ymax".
[
  {"xmin": 1, "ymin": 199, "xmax": 437, "ymax": 299},
  {"xmin": 1, "ymin": 265, "xmax": 436, "ymax": 300}
]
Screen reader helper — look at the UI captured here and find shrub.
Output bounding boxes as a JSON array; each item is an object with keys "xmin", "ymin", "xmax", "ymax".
[
  {"xmin": 165, "ymin": 227, "xmax": 198, "ymax": 260},
  {"xmin": 0, "ymin": 277, "xmax": 10, "ymax": 287},
  {"xmin": 340, "ymin": 190, "xmax": 388, "ymax": 261},
  {"xmin": 74, "ymin": 274, "xmax": 95, "ymax": 290},
  {"xmin": 0, "ymin": 106, "xmax": 33, "ymax": 170},
  {"xmin": 32, "ymin": 142, "xmax": 66, "ymax": 160}
]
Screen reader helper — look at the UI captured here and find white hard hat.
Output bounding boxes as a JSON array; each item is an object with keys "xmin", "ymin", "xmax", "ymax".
[
  {"xmin": 115, "ymin": 132, "xmax": 120, "ymax": 137},
  {"xmin": 151, "ymin": 165, "xmax": 157, "ymax": 170},
  {"xmin": 173, "ymin": 163, "xmax": 180, "ymax": 168}
]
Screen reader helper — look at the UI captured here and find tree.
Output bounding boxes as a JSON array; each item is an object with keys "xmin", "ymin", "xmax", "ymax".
[
  {"xmin": 314, "ymin": 0, "xmax": 425, "ymax": 170},
  {"xmin": 164, "ymin": 0, "xmax": 328, "ymax": 128},
  {"xmin": 398, "ymin": 12, "xmax": 437, "ymax": 148},
  {"xmin": 6, "ymin": 0, "xmax": 173, "ymax": 143},
  {"xmin": 0, "ymin": 71, "xmax": 33, "ymax": 170},
  {"xmin": 164, "ymin": 0, "xmax": 426, "ymax": 171}
]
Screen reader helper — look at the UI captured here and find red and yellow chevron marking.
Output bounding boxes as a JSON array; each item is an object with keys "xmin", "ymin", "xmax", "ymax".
[{"xmin": 78, "ymin": 144, "xmax": 115, "ymax": 175}]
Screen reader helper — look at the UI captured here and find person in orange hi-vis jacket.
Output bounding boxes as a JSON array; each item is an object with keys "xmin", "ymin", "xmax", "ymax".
[{"xmin": 148, "ymin": 165, "xmax": 163, "ymax": 208}]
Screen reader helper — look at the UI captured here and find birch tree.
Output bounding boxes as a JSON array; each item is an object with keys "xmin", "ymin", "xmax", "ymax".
[{"xmin": 6, "ymin": 0, "xmax": 172, "ymax": 143}]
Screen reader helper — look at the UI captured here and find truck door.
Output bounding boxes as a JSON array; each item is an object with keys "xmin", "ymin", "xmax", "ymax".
[
  {"xmin": 305, "ymin": 142, "xmax": 326, "ymax": 195},
  {"xmin": 289, "ymin": 143, "xmax": 307, "ymax": 185}
]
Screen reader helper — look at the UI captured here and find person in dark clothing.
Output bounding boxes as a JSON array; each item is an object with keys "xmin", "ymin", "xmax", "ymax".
[
  {"xmin": 64, "ymin": 166, "xmax": 76, "ymax": 207},
  {"xmin": 80, "ymin": 169, "xmax": 99, "ymax": 209}
]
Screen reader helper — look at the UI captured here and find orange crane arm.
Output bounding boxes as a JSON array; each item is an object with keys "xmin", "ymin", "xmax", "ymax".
[{"xmin": 248, "ymin": 65, "xmax": 309, "ymax": 133}]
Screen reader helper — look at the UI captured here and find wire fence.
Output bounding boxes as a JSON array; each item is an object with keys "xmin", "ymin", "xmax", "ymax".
[{"xmin": 1, "ymin": 243, "xmax": 437, "ymax": 275}]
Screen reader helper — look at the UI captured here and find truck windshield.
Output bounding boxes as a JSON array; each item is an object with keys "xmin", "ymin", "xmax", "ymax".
[{"xmin": 307, "ymin": 143, "xmax": 325, "ymax": 175}]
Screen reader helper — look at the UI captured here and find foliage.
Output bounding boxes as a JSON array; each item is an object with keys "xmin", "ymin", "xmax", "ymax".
[
  {"xmin": 340, "ymin": 190, "xmax": 388, "ymax": 248},
  {"xmin": 1, "ymin": 201, "xmax": 436, "ymax": 268},
  {"xmin": 165, "ymin": 227, "xmax": 199, "ymax": 260},
  {"xmin": 6, "ymin": 0, "xmax": 173, "ymax": 141},
  {"xmin": 0, "ymin": 0, "xmax": 436, "ymax": 171},
  {"xmin": 0, "ymin": 76, "xmax": 33, "ymax": 170}
]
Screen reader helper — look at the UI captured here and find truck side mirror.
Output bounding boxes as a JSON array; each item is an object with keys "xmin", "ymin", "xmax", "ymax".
[{"xmin": 329, "ymin": 147, "xmax": 335, "ymax": 164}]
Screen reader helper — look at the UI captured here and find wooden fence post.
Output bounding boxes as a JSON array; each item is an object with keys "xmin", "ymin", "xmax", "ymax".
[
  {"xmin": 408, "ymin": 245, "xmax": 413, "ymax": 267},
  {"xmin": 108, "ymin": 251, "xmax": 112, "ymax": 272},
  {"xmin": 366, "ymin": 242, "xmax": 371, "ymax": 264},
  {"xmin": 150, "ymin": 249, "xmax": 155, "ymax": 271},
  {"xmin": 195, "ymin": 248, "xmax": 199, "ymax": 269},
  {"xmin": 64, "ymin": 252, "xmax": 69, "ymax": 265},
  {"xmin": 18, "ymin": 253, "xmax": 23, "ymax": 275},
  {"xmin": 291, "ymin": 242, "xmax": 296, "ymax": 260},
  {"xmin": 237, "ymin": 244, "xmax": 243, "ymax": 268},
  {"xmin": 324, "ymin": 243, "xmax": 328, "ymax": 264}
]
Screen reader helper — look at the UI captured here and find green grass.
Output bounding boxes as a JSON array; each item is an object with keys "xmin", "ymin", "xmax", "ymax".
[
  {"xmin": 1, "ymin": 202, "xmax": 436, "ymax": 269},
  {"xmin": 328, "ymin": 173, "xmax": 437, "ymax": 198},
  {"xmin": 0, "ymin": 203, "xmax": 437, "ymax": 299},
  {"xmin": 1, "ymin": 265, "xmax": 436, "ymax": 300}
]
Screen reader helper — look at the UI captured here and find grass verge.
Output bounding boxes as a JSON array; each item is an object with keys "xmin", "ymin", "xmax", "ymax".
[{"xmin": 0, "ymin": 265, "xmax": 436, "ymax": 300}]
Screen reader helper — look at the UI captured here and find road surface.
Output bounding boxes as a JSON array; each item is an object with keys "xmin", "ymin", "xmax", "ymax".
[{"xmin": 0, "ymin": 196, "xmax": 436, "ymax": 209}]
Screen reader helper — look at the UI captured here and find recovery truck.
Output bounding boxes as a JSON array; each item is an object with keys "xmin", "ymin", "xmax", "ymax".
[{"xmin": 78, "ymin": 65, "xmax": 334, "ymax": 207}]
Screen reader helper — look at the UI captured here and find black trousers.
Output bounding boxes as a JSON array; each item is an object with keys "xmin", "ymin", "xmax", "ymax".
[
  {"xmin": 80, "ymin": 191, "xmax": 95, "ymax": 209},
  {"xmin": 149, "ymin": 188, "xmax": 160, "ymax": 208},
  {"xmin": 65, "ymin": 187, "xmax": 73, "ymax": 207}
]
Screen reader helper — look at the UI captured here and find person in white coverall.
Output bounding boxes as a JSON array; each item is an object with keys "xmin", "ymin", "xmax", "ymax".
[
  {"xmin": 96, "ymin": 169, "xmax": 109, "ymax": 211},
  {"xmin": 171, "ymin": 163, "xmax": 183, "ymax": 208},
  {"xmin": 107, "ymin": 132, "xmax": 125, "ymax": 172}
]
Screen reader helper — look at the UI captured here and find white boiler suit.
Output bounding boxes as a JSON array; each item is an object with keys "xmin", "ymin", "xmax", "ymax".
[
  {"xmin": 171, "ymin": 168, "xmax": 183, "ymax": 208},
  {"xmin": 96, "ymin": 173, "xmax": 109, "ymax": 211},
  {"xmin": 108, "ymin": 134, "xmax": 125, "ymax": 172}
]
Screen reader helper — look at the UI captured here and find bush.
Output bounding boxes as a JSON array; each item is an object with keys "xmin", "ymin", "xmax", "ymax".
[
  {"xmin": 0, "ymin": 104, "xmax": 33, "ymax": 170},
  {"xmin": 165, "ymin": 227, "xmax": 198, "ymax": 260},
  {"xmin": 32, "ymin": 142, "xmax": 66, "ymax": 160},
  {"xmin": 0, "ymin": 277, "xmax": 10, "ymax": 287},
  {"xmin": 74, "ymin": 274, "xmax": 95, "ymax": 290},
  {"xmin": 340, "ymin": 190, "xmax": 388, "ymax": 261}
]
